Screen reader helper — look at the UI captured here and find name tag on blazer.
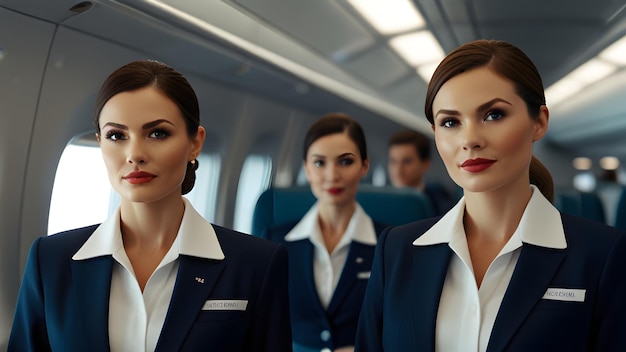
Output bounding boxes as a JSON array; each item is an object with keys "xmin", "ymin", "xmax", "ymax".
[
  {"xmin": 202, "ymin": 300, "xmax": 248, "ymax": 311},
  {"xmin": 357, "ymin": 271, "xmax": 371, "ymax": 279},
  {"xmin": 542, "ymin": 288, "xmax": 586, "ymax": 302}
]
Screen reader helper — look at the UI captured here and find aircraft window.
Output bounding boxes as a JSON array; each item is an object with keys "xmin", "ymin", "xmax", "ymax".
[
  {"xmin": 296, "ymin": 165, "xmax": 307, "ymax": 186},
  {"xmin": 48, "ymin": 144, "xmax": 115, "ymax": 235},
  {"xmin": 185, "ymin": 153, "xmax": 221, "ymax": 223},
  {"xmin": 372, "ymin": 164, "xmax": 386, "ymax": 186},
  {"xmin": 233, "ymin": 155, "xmax": 272, "ymax": 234},
  {"xmin": 48, "ymin": 142, "xmax": 221, "ymax": 235}
]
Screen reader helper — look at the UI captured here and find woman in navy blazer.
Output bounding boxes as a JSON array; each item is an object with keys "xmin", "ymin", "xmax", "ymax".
[
  {"xmin": 263, "ymin": 113, "xmax": 386, "ymax": 352},
  {"xmin": 9, "ymin": 60, "xmax": 292, "ymax": 351},
  {"xmin": 356, "ymin": 39, "xmax": 626, "ymax": 351}
]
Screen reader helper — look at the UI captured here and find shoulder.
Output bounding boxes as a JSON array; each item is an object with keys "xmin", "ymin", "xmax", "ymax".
[
  {"xmin": 378, "ymin": 217, "xmax": 441, "ymax": 249},
  {"xmin": 35, "ymin": 224, "xmax": 99, "ymax": 256},
  {"xmin": 212, "ymin": 224, "xmax": 286, "ymax": 261},
  {"xmin": 262, "ymin": 220, "xmax": 299, "ymax": 243},
  {"xmin": 560, "ymin": 213, "xmax": 625, "ymax": 251}
]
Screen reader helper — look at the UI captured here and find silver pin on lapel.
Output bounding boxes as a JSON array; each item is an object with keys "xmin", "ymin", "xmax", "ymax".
[
  {"xmin": 356, "ymin": 257, "xmax": 363, "ymax": 263},
  {"xmin": 195, "ymin": 277, "xmax": 205, "ymax": 284}
]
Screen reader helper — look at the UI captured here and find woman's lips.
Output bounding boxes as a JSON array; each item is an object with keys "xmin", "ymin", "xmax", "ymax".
[
  {"xmin": 327, "ymin": 187, "xmax": 343, "ymax": 195},
  {"xmin": 123, "ymin": 171, "xmax": 156, "ymax": 184},
  {"xmin": 460, "ymin": 158, "xmax": 495, "ymax": 173}
]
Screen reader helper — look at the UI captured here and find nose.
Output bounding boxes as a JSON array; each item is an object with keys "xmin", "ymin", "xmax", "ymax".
[
  {"xmin": 461, "ymin": 122, "xmax": 484, "ymax": 151},
  {"xmin": 325, "ymin": 163, "xmax": 339, "ymax": 180},
  {"xmin": 126, "ymin": 139, "xmax": 147, "ymax": 164}
]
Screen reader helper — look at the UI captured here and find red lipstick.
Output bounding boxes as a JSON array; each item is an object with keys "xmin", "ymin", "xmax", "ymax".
[
  {"xmin": 123, "ymin": 171, "xmax": 156, "ymax": 184},
  {"xmin": 327, "ymin": 188, "xmax": 343, "ymax": 195},
  {"xmin": 460, "ymin": 158, "xmax": 495, "ymax": 173}
]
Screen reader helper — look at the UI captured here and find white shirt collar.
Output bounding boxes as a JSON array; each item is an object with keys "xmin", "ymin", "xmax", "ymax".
[
  {"xmin": 413, "ymin": 185, "xmax": 566, "ymax": 249},
  {"xmin": 72, "ymin": 198, "xmax": 225, "ymax": 260},
  {"xmin": 284, "ymin": 202, "xmax": 377, "ymax": 246}
]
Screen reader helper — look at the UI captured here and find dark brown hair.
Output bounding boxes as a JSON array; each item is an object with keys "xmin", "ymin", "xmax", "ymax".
[
  {"xmin": 94, "ymin": 60, "xmax": 200, "ymax": 195},
  {"xmin": 303, "ymin": 113, "xmax": 368, "ymax": 161},
  {"xmin": 425, "ymin": 39, "xmax": 553, "ymax": 201},
  {"xmin": 388, "ymin": 129, "xmax": 431, "ymax": 161}
]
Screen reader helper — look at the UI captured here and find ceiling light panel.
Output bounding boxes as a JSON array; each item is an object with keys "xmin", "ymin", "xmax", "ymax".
[
  {"xmin": 347, "ymin": 0, "xmax": 425, "ymax": 35},
  {"xmin": 389, "ymin": 31, "xmax": 444, "ymax": 66},
  {"xmin": 599, "ymin": 35, "xmax": 626, "ymax": 65},
  {"xmin": 567, "ymin": 59, "xmax": 616, "ymax": 84}
]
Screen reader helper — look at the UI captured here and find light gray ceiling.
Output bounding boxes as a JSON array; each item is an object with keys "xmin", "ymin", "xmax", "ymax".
[{"xmin": 2, "ymin": 0, "xmax": 626, "ymax": 159}]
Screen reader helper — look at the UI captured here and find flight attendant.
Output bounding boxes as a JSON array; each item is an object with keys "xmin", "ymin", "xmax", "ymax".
[
  {"xmin": 355, "ymin": 39, "xmax": 626, "ymax": 351},
  {"xmin": 263, "ymin": 113, "xmax": 387, "ymax": 352},
  {"xmin": 9, "ymin": 60, "xmax": 292, "ymax": 351}
]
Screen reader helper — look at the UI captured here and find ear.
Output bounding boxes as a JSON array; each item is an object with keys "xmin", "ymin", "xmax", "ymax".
[
  {"xmin": 189, "ymin": 126, "xmax": 206, "ymax": 160},
  {"xmin": 360, "ymin": 158, "xmax": 370, "ymax": 178},
  {"xmin": 95, "ymin": 133, "xmax": 101, "ymax": 145},
  {"xmin": 532, "ymin": 105, "xmax": 549, "ymax": 142}
]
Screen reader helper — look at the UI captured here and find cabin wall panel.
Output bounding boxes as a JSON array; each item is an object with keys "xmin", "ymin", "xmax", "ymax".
[{"xmin": 0, "ymin": 7, "xmax": 56, "ymax": 349}]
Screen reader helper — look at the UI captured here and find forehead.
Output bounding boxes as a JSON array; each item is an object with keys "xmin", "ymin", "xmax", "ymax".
[
  {"xmin": 388, "ymin": 144, "xmax": 417, "ymax": 157},
  {"xmin": 433, "ymin": 67, "xmax": 518, "ymax": 109},
  {"xmin": 307, "ymin": 132, "xmax": 358, "ymax": 156},
  {"xmin": 99, "ymin": 86, "xmax": 182, "ymax": 126}
]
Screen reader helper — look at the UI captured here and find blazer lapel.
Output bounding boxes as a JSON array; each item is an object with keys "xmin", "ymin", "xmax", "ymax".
[
  {"xmin": 410, "ymin": 244, "xmax": 451, "ymax": 350},
  {"xmin": 71, "ymin": 256, "xmax": 113, "ymax": 351},
  {"xmin": 155, "ymin": 256, "xmax": 226, "ymax": 351},
  {"xmin": 326, "ymin": 242, "xmax": 374, "ymax": 315},
  {"xmin": 486, "ymin": 244, "xmax": 566, "ymax": 352},
  {"xmin": 287, "ymin": 240, "xmax": 326, "ymax": 315}
]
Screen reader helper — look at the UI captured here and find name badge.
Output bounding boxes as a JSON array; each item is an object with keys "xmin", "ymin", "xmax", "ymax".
[
  {"xmin": 542, "ymin": 288, "xmax": 586, "ymax": 302},
  {"xmin": 202, "ymin": 300, "xmax": 248, "ymax": 311},
  {"xmin": 357, "ymin": 271, "xmax": 371, "ymax": 279}
]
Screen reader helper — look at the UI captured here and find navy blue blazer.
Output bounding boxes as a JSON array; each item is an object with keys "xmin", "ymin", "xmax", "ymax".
[
  {"xmin": 355, "ymin": 214, "xmax": 626, "ymax": 351},
  {"xmin": 9, "ymin": 223, "xmax": 292, "ymax": 352},
  {"xmin": 265, "ymin": 220, "xmax": 387, "ymax": 351}
]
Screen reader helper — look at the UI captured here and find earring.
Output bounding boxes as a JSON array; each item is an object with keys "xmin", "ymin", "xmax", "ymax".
[{"xmin": 190, "ymin": 159, "xmax": 196, "ymax": 165}]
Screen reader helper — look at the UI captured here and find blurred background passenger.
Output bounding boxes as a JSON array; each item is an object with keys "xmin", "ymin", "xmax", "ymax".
[
  {"xmin": 262, "ymin": 113, "xmax": 387, "ymax": 352},
  {"xmin": 388, "ymin": 129, "xmax": 454, "ymax": 215}
]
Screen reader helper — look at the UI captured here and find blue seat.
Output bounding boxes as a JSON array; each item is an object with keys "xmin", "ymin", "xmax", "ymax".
[
  {"xmin": 554, "ymin": 189, "xmax": 606, "ymax": 224},
  {"xmin": 614, "ymin": 186, "xmax": 626, "ymax": 231},
  {"xmin": 251, "ymin": 185, "xmax": 435, "ymax": 237}
]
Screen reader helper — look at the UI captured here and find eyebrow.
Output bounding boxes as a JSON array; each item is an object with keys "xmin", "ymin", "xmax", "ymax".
[
  {"xmin": 310, "ymin": 152, "xmax": 356, "ymax": 158},
  {"xmin": 434, "ymin": 98, "xmax": 513, "ymax": 119},
  {"xmin": 101, "ymin": 119, "xmax": 175, "ymax": 130}
]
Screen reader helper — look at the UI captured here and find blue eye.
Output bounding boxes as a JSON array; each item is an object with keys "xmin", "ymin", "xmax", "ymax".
[
  {"xmin": 440, "ymin": 118, "xmax": 459, "ymax": 128},
  {"xmin": 486, "ymin": 110, "xmax": 505, "ymax": 121},
  {"xmin": 339, "ymin": 158, "xmax": 355, "ymax": 166}
]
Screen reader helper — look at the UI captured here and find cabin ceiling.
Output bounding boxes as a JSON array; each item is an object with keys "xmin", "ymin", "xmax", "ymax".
[{"xmin": 2, "ymin": 0, "xmax": 626, "ymax": 159}]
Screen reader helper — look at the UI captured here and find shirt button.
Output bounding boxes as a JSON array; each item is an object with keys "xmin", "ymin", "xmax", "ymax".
[
  {"xmin": 321, "ymin": 348, "xmax": 332, "ymax": 352},
  {"xmin": 320, "ymin": 329, "xmax": 331, "ymax": 341}
]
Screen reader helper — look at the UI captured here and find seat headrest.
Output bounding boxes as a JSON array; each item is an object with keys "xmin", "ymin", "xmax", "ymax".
[{"xmin": 251, "ymin": 185, "xmax": 435, "ymax": 237}]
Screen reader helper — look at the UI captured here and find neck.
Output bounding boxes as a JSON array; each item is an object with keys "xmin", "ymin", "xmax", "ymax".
[
  {"xmin": 463, "ymin": 182, "xmax": 532, "ymax": 242},
  {"xmin": 119, "ymin": 195, "xmax": 185, "ymax": 251},
  {"xmin": 317, "ymin": 200, "xmax": 357, "ymax": 252}
]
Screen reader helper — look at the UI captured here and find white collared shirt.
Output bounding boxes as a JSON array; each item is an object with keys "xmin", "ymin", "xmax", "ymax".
[
  {"xmin": 72, "ymin": 198, "xmax": 225, "ymax": 352},
  {"xmin": 284, "ymin": 202, "xmax": 377, "ymax": 309},
  {"xmin": 413, "ymin": 185, "xmax": 566, "ymax": 352}
]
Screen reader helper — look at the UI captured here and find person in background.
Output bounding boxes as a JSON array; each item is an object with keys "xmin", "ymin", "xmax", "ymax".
[
  {"xmin": 356, "ymin": 39, "xmax": 626, "ymax": 351},
  {"xmin": 387, "ymin": 129, "xmax": 455, "ymax": 215},
  {"xmin": 9, "ymin": 60, "xmax": 292, "ymax": 351},
  {"xmin": 263, "ymin": 113, "xmax": 387, "ymax": 352}
]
